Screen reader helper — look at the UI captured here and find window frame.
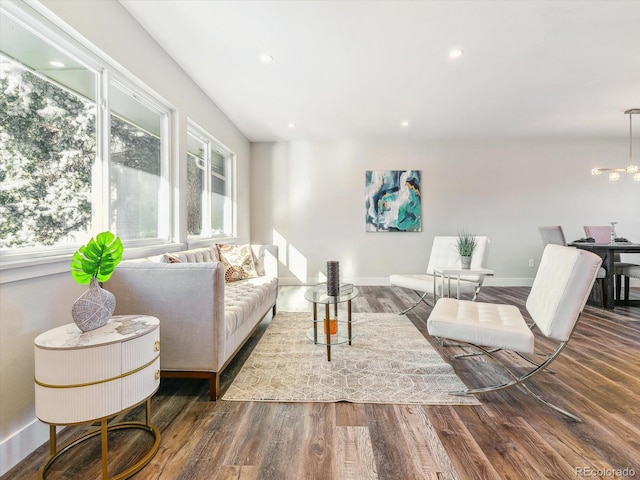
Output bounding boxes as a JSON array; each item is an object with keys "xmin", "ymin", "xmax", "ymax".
[
  {"xmin": 0, "ymin": 1, "xmax": 176, "ymax": 281},
  {"xmin": 186, "ymin": 119, "xmax": 236, "ymax": 242}
]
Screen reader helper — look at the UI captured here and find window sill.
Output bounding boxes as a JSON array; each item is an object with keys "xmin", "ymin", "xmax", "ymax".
[
  {"xmin": 0, "ymin": 242, "xmax": 187, "ymax": 284},
  {"xmin": 186, "ymin": 235, "xmax": 238, "ymax": 250}
]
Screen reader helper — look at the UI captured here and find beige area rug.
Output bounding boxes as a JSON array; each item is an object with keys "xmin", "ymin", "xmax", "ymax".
[{"xmin": 223, "ymin": 311, "xmax": 480, "ymax": 405}]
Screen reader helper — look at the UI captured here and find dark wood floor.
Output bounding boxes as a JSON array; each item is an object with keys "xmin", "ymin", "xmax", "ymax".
[{"xmin": 4, "ymin": 286, "xmax": 639, "ymax": 480}]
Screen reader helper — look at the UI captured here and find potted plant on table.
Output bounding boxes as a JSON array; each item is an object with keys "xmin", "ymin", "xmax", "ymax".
[
  {"xmin": 70, "ymin": 231, "xmax": 123, "ymax": 331},
  {"xmin": 456, "ymin": 230, "xmax": 477, "ymax": 269}
]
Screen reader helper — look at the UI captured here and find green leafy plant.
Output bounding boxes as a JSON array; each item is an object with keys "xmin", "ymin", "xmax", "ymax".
[
  {"xmin": 456, "ymin": 230, "xmax": 477, "ymax": 257},
  {"xmin": 70, "ymin": 231, "xmax": 123, "ymax": 284}
]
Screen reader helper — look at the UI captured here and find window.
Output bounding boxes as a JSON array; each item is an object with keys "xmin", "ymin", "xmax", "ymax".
[
  {"xmin": 187, "ymin": 122, "xmax": 234, "ymax": 239},
  {"xmin": 0, "ymin": 5, "xmax": 170, "ymax": 258},
  {"xmin": 0, "ymin": 11, "xmax": 97, "ymax": 250},
  {"xmin": 109, "ymin": 81, "xmax": 167, "ymax": 241}
]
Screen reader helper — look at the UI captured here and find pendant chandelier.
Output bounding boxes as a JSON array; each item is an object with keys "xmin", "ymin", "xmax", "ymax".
[{"xmin": 591, "ymin": 108, "xmax": 640, "ymax": 182}]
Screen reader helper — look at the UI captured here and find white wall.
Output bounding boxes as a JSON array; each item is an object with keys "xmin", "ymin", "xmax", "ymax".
[
  {"xmin": 250, "ymin": 139, "xmax": 640, "ymax": 285},
  {"xmin": 0, "ymin": 0, "xmax": 251, "ymax": 474}
]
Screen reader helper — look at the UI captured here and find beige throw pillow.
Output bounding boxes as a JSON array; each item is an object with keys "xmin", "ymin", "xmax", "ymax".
[{"xmin": 216, "ymin": 244, "xmax": 258, "ymax": 282}]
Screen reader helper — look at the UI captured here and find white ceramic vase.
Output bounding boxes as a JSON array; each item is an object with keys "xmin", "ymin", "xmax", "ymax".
[{"xmin": 71, "ymin": 277, "xmax": 116, "ymax": 332}]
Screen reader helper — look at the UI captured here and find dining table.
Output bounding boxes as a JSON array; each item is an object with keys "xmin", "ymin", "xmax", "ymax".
[{"xmin": 570, "ymin": 241, "xmax": 640, "ymax": 309}]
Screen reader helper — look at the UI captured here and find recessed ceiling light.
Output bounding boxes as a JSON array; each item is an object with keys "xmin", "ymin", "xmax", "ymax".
[
  {"xmin": 401, "ymin": 121, "xmax": 410, "ymax": 127},
  {"xmin": 260, "ymin": 54, "xmax": 273, "ymax": 63},
  {"xmin": 49, "ymin": 60, "xmax": 65, "ymax": 68},
  {"xmin": 449, "ymin": 49, "xmax": 464, "ymax": 59},
  {"xmin": 288, "ymin": 122, "xmax": 296, "ymax": 128}
]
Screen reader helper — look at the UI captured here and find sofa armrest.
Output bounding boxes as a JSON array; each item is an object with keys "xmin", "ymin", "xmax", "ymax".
[
  {"xmin": 251, "ymin": 245, "xmax": 279, "ymax": 278},
  {"xmin": 106, "ymin": 261, "xmax": 226, "ymax": 372}
]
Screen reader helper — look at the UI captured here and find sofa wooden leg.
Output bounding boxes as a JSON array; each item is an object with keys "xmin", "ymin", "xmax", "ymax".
[
  {"xmin": 209, "ymin": 373, "xmax": 219, "ymax": 401},
  {"xmin": 161, "ymin": 370, "xmax": 220, "ymax": 401},
  {"xmin": 272, "ymin": 304, "xmax": 277, "ymax": 316}
]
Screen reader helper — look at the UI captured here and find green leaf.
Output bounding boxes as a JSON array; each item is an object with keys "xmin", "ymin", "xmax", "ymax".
[
  {"xmin": 70, "ymin": 231, "xmax": 123, "ymax": 284},
  {"xmin": 456, "ymin": 230, "xmax": 477, "ymax": 257}
]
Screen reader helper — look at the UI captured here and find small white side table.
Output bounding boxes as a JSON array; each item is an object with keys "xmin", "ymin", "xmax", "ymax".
[
  {"xmin": 433, "ymin": 267, "xmax": 494, "ymax": 300},
  {"xmin": 34, "ymin": 315, "xmax": 161, "ymax": 479}
]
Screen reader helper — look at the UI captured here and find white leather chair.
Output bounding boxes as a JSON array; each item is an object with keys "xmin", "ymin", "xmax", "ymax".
[
  {"xmin": 539, "ymin": 225, "xmax": 607, "ymax": 306},
  {"xmin": 390, "ymin": 236, "xmax": 490, "ymax": 313},
  {"xmin": 427, "ymin": 244, "xmax": 601, "ymax": 421}
]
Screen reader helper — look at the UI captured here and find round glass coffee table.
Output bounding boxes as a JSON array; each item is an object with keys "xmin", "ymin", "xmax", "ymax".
[{"xmin": 304, "ymin": 283, "xmax": 359, "ymax": 361}]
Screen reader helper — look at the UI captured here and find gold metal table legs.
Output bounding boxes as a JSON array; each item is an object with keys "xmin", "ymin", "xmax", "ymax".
[{"xmin": 39, "ymin": 397, "xmax": 160, "ymax": 480}]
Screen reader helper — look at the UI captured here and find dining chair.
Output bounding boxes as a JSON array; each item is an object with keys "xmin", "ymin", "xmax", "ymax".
[
  {"xmin": 538, "ymin": 226, "xmax": 607, "ymax": 306},
  {"xmin": 583, "ymin": 225, "xmax": 639, "ymax": 300},
  {"xmin": 618, "ymin": 265, "xmax": 640, "ymax": 300},
  {"xmin": 389, "ymin": 236, "xmax": 491, "ymax": 313},
  {"xmin": 538, "ymin": 225, "xmax": 567, "ymax": 246},
  {"xmin": 427, "ymin": 244, "xmax": 602, "ymax": 421}
]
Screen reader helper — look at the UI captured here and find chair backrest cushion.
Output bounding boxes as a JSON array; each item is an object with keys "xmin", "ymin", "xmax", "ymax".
[
  {"xmin": 583, "ymin": 226, "xmax": 622, "ymax": 261},
  {"xmin": 526, "ymin": 244, "xmax": 601, "ymax": 342},
  {"xmin": 538, "ymin": 226, "xmax": 566, "ymax": 246},
  {"xmin": 426, "ymin": 236, "xmax": 490, "ymax": 282},
  {"xmin": 584, "ymin": 225, "xmax": 611, "ymax": 244}
]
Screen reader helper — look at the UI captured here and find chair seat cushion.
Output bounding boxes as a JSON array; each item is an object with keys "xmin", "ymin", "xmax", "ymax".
[
  {"xmin": 615, "ymin": 263, "xmax": 640, "ymax": 275},
  {"xmin": 427, "ymin": 298, "xmax": 535, "ymax": 353},
  {"xmin": 619, "ymin": 265, "xmax": 640, "ymax": 279},
  {"xmin": 389, "ymin": 274, "xmax": 478, "ymax": 295}
]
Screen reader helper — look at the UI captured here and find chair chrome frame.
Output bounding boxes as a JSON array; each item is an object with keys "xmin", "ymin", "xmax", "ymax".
[
  {"xmin": 397, "ymin": 278, "xmax": 483, "ymax": 315},
  {"xmin": 450, "ymin": 336, "xmax": 576, "ymax": 419},
  {"xmin": 398, "ymin": 290, "xmax": 433, "ymax": 314}
]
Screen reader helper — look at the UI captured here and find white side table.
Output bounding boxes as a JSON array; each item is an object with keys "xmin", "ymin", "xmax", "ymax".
[
  {"xmin": 34, "ymin": 315, "xmax": 161, "ymax": 479},
  {"xmin": 433, "ymin": 267, "xmax": 494, "ymax": 300}
]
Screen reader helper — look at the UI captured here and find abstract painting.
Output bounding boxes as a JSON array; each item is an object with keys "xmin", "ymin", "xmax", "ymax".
[{"xmin": 365, "ymin": 170, "xmax": 421, "ymax": 232}]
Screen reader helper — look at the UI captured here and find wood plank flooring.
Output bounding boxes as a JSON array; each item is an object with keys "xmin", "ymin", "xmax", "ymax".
[{"xmin": 3, "ymin": 286, "xmax": 639, "ymax": 480}]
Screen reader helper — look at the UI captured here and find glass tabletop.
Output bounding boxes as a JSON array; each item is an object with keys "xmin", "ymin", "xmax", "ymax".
[{"xmin": 304, "ymin": 283, "xmax": 359, "ymax": 304}]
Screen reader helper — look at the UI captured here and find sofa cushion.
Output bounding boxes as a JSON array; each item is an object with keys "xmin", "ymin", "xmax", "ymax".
[
  {"xmin": 224, "ymin": 275, "xmax": 278, "ymax": 337},
  {"xmin": 217, "ymin": 244, "xmax": 258, "ymax": 282},
  {"xmin": 160, "ymin": 246, "xmax": 219, "ymax": 263}
]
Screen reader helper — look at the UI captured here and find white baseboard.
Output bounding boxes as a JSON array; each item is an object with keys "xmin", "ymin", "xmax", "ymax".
[
  {"xmin": 0, "ymin": 418, "xmax": 49, "ymax": 476},
  {"xmin": 278, "ymin": 276, "xmax": 535, "ymax": 287}
]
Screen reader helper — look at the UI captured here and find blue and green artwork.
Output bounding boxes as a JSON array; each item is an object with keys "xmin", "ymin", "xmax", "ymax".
[{"xmin": 365, "ymin": 170, "xmax": 421, "ymax": 232}]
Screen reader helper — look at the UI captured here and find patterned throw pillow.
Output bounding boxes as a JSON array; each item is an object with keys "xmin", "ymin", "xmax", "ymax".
[
  {"xmin": 216, "ymin": 244, "xmax": 258, "ymax": 282},
  {"xmin": 161, "ymin": 253, "xmax": 182, "ymax": 264}
]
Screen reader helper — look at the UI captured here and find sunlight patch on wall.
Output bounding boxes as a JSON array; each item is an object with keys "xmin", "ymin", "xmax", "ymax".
[
  {"xmin": 288, "ymin": 244, "xmax": 307, "ymax": 282},
  {"xmin": 272, "ymin": 229, "xmax": 288, "ymax": 264},
  {"xmin": 272, "ymin": 229, "xmax": 308, "ymax": 282}
]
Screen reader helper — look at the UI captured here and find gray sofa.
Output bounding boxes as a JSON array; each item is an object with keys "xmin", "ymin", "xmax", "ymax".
[{"xmin": 107, "ymin": 244, "xmax": 278, "ymax": 400}]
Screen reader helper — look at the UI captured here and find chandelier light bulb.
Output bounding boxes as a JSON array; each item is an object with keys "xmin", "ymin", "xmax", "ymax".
[
  {"xmin": 635, "ymin": 172, "xmax": 640, "ymax": 181},
  {"xmin": 591, "ymin": 168, "xmax": 602, "ymax": 175},
  {"xmin": 627, "ymin": 164, "xmax": 639, "ymax": 174},
  {"xmin": 609, "ymin": 172, "xmax": 620, "ymax": 181}
]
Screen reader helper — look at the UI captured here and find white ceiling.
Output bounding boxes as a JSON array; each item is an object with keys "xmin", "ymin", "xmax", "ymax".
[{"xmin": 120, "ymin": 0, "xmax": 640, "ymax": 142}]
